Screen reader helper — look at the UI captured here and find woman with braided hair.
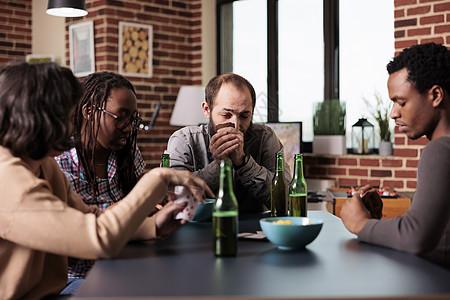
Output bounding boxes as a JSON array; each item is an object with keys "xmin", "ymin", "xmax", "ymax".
[
  {"xmin": 57, "ymin": 72, "xmax": 143, "ymax": 208},
  {"xmin": 75, "ymin": 71, "xmax": 141, "ymax": 202},
  {"xmin": 56, "ymin": 72, "xmax": 167, "ymax": 292}
]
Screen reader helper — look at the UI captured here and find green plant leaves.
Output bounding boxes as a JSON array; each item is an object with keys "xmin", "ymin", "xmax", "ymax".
[{"xmin": 313, "ymin": 99, "xmax": 346, "ymax": 135}]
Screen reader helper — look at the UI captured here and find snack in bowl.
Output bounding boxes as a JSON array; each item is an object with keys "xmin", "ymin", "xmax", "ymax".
[
  {"xmin": 274, "ymin": 219, "xmax": 294, "ymax": 225},
  {"xmin": 214, "ymin": 122, "xmax": 235, "ymax": 131},
  {"xmin": 260, "ymin": 217, "xmax": 323, "ymax": 250}
]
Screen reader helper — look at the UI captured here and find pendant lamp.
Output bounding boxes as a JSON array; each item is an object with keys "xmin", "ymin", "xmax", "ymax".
[{"xmin": 46, "ymin": 0, "xmax": 88, "ymax": 17}]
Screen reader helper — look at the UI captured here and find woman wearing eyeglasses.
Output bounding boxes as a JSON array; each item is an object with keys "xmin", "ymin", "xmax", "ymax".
[{"xmin": 55, "ymin": 71, "xmax": 154, "ymax": 292}]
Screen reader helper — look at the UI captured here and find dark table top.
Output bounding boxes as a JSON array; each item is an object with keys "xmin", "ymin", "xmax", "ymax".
[{"xmin": 74, "ymin": 211, "xmax": 450, "ymax": 299}]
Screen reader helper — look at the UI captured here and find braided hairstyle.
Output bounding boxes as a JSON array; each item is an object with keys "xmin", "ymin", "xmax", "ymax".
[{"xmin": 73, "ymin": 71, "xmax": 138, "ymax": 201}]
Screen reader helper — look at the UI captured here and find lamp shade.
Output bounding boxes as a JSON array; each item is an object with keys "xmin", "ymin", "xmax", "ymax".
[
  {"xmin": 46, "ymin": 0, "xmax": 88, "ymax": 17},
  {"xmin": 170, "ymin": 86, "xmax": 209, "ymax": 126}
]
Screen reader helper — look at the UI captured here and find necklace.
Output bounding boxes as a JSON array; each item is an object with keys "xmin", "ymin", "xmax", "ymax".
[{"xmin": 95, "ymin": 161, "xmax": 107, "ymax": 166}]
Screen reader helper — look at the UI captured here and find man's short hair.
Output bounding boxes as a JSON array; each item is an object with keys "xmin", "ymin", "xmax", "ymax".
[
  {"xmin": 0, "ymin": 62, "xmax": 83, "ymax": 159},
  {"xmin": 205, "ymin": 73, "xmax": 256, "ymax": 110},
  {"xmin": 387, "ymin": 42, "xmax": 450, "ymax": 95}
]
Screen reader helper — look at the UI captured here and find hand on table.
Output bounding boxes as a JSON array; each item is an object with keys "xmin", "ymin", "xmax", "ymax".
[{"xmin": 209, "ymin": 126, "xmax": 245, "ymax": 167}]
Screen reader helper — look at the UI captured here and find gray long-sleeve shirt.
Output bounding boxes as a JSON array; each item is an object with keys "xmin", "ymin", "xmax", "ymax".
[
  {"xmin": 359, "ymin": 134, "xmax": 450, "ymax": 268},
  {"xmin": 166, "ymin": 124, "xmax": 292, "ymax": 212}
]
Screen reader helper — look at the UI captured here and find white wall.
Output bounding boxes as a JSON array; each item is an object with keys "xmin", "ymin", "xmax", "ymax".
[
  {"xmin": 32, "ymin": 0, "xmax": 67, "ymax": 66},
  {"xmin": 201, "ymin": 0, "xmax": 217, "ymax": 85}
]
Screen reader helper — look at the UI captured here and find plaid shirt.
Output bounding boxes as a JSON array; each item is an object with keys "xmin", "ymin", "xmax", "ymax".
[{"xmin": 55, "ymin": 146, "xmax": 145, "ymax": 278}]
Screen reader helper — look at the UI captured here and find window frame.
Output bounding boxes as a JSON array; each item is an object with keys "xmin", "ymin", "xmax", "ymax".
[{"xmin": 216, "ymin": 0, "xmax": 339, "ymax": 123}]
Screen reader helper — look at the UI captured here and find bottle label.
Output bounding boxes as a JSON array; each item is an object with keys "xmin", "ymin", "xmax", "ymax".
[{"xmin": 213, "ymin": 211, "xmax": 238, "ymax": 217}]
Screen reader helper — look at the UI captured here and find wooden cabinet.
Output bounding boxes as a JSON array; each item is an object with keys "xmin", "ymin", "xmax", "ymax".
[{"xmin": 328, "ymin": 188, "xmax": 411, "ymax": 219}]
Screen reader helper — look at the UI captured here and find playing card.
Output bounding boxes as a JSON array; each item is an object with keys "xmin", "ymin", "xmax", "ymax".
[{"xmin": 173, "ymin": 186, "xmax": 199, "ymax": 221}]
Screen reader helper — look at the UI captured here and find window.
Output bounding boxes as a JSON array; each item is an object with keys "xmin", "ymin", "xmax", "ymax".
[
  {"xmin": 219, "ymin": 0, "xmax": 268, "ymax": 123},
  {"xmin": 340, "ymin": 0, "xmax": 394, "ymax": 146},
  {"xmin": 218, "ymin": 0, "xmax": 394, "ymax": 147},
  {"xmin": 278, "ymin": 0, "xmax": 323, "ymax": 142}
]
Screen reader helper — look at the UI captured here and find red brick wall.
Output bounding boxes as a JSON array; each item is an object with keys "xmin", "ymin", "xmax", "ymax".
[
  {"xmin": 394, "ymin": 0, "xmax": 450, "ymax": 51},
  {"xmin": 65, "ymin": 0, "xmax": 202, "ymax": 168},
  {"xmin": 304, "ymin": 0, "xmax": 450, "ymax": 192},
  {"xmin": 0, "ymin": 0, "xmax": 32, "ymax": 65}
]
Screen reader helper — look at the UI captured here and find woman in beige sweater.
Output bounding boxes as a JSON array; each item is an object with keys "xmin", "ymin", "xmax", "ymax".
[{"xmin": 0, "ymin": 62, "xmax": 212, "ymax": 300}]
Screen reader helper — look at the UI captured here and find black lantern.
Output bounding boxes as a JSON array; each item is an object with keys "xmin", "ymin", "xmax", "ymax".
[{"xmin": 351, "ymin": 118, "xmax": 374, "ymax": 154}]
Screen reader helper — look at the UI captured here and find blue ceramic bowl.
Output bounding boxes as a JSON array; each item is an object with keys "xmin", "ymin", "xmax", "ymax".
[
  {"xmin": 192, "ymin": 198, "xmax": 215, "ymax": 222},
  {"xmin": 259, "ymin": 217, "xmax": 323, "ymax": 250}
]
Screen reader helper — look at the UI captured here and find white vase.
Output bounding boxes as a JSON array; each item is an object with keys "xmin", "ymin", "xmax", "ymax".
[
  {"xmin": 312, "ymin": 135, "xmax": 346, "ymax": 155},
  {"xmin": 378, "ymin": 141, "xmax": 393, "ymax": 156}
]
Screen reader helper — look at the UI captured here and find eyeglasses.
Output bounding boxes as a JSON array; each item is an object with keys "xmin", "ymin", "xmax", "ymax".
[{"xmin": 97, "ymin": 107, "xmax": 142, "ymax": 130}]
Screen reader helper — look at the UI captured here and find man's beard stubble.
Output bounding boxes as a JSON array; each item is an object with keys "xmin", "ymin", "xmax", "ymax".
[{"xmin": 207, "ymin": 118, "xmax": 217, "ymax": 137}]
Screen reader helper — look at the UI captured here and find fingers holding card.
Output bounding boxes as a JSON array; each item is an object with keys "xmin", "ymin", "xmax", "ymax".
[{"xmin": 172, "ymin": 186, "xmax": 199, "ymax": 221}]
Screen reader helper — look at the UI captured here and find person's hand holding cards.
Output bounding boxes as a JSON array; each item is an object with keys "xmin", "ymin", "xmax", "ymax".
[
  {"xmin": 149, "ymin": 168, "xmax": 214, "ymax": 236},
  {"xmin": 171, "ymin": 185, "xmax": 200, "ymax": 221},
  {"xmin": 340, "ymin": 184, "xmax": 383, "ymax": 234},
  {"xmin": 215, "ymin": 122, "xmax": 235, "ymax": 131},
  {"xmin": 210, "ymin": 122, "xmax": 245, "ymax": 167},
  {"xmin": 359, "ymin": 185, "xmax": 383, "ymax": 219}
]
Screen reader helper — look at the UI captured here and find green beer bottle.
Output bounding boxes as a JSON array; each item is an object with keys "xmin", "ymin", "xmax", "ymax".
[
  {"xmin": 160, "ymin": 153, "xmax": 170, "ymax": 168},
  {"xmin": 213, "ymin": 159, "xmax": 239, "ymax": 256},
  {"xmin": 271, "ymin": 153, "xmax": 287, "ymax": 217},
  {"xmin": 289, "ymin": 154, "xmax": 307, "ymax": 217}
]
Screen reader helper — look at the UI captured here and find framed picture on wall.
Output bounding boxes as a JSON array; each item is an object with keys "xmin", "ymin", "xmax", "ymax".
[
  {"xmin": 264, "ymin": 122, "xmax": 302, "ymax": 172},
  {"xmin": 26, "ymin": 54, "xmax": 55, "ymax": 64},
  {"xmin": 69, "ymin": 20, "xmax": 95, "ymax": 77},
  {"xmin": 118, "ymin": 21, "xmax": 153, "ymax": 78}
]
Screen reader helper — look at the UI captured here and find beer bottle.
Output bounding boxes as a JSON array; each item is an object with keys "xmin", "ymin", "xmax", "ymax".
[
  {"xmin": 213, "ymin": 159, "xmax": 239, "ymax": 256},
  {"xmin": 289, "ymin": 154, "xmax": 307, "ymax": 217},
  {"xmin": 271, "ymin": 153, "xmax": 287, "ymax": 217},
  {"xmin": 160, "ymin": 153, "xmax": 170, "ymax": 168}
]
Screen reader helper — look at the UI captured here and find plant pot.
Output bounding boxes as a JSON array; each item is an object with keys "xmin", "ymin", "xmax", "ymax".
[
  {"xmin": 378, "ymin": 141, "xmax": 393, "ymax": 156},
  {"xmin": 313, "ymin": 135, "xmax": 346, "ymax": 155}
]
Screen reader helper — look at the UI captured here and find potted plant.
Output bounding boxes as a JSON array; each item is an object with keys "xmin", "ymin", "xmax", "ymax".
[
  {"xmin": 312, "ymin": 99, "xmax": 346, "ymax": 155},
  {"xmin": 364, "ymin": 92, "xmax": 393, "ymax": 155}
]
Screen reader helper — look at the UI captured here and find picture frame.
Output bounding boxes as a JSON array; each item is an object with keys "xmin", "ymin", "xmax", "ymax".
[
  {"xmin": 264, "ymin": 122, "xmax": 302, "ymax": 172},
  {"xmin": 26, "ymin": 54, "xmax": 55, "ymax": 64},
  {"xmin": 69, "ymin": 20, "xmax": 95, "ymax": 77},
  {"xmin": 119, "ymin": 21, "xmax": 153, "ymax": 78}
]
